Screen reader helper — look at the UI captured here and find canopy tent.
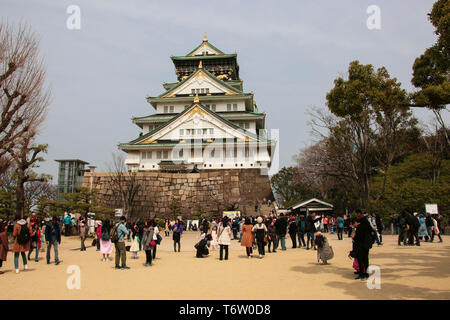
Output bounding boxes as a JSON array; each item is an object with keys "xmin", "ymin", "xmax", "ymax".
[{"xmin": 289, "ymin": 198, "xmax": 334, "ymax": 215}]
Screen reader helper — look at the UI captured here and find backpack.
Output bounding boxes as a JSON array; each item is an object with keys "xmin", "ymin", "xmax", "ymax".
[
  {"xmin": 110, "ymin": 223, "xmax": 120, "ymax": 243},
  {"xmin": 17, "ymin": 224, "xmax": 31, "ymax": 245},
  {"xmin": 101, "ymin": 227, "xmax": 110, "ymax": 241}
]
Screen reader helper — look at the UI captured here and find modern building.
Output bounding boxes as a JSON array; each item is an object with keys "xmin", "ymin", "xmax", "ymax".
[
  {"xmin": 55, "ymin": 159, "xmax": 89, "ymax": 200},
  {"xmin": 119, "ymin": 36, "xmax": 276, "ymax": 173}
]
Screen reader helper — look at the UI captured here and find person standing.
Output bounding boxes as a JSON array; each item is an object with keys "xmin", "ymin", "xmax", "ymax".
[
  {"xmin": 0, "ymin": 221, "xmax": 9, "ymax": 275},
  {"xmin": 142, "ymin": 220, "xmax": 155, "ymax": 267},
  {"xmin": 323, "ymin": 216, "xmax": 329, "ymax": 233},
  {"xmin": 432, "ymin": 216, "xmax": 443, "ymax": 243},
  {"xmin": 288, "ymin": 217, "xmax": 298, "ymax": 248},
  {"xmin": 28, "ymin": 222, "xmax": 41, "ymax": 262},
  {"xmin": 375, "ymin": 214, "xmax": 383, "ymax": 244},
  {"xmin": 12, "ymin": 216, "xmax": 32, "ymax": 273},
  {"xmin": 305, "ymin": 213, "xmax": 319, "ymax": 250},
  {"xmin": 425, "ymin": 213, "xmax": 434, "ymax": 241},
  {"xmin": 267, "ymin": 218, "xmax": 278, "ymax": 253},
  {"xmin": 100, "ymin": 219, "xmax": 113, "ymax": 261},
  {"xmin": 241, "ymin": 217, "xmax": 255, "ymax": 258},
  {"xmin": 238, "ymin": 218, "xmax": 245, "ymax": 243},
  {"xmin": 217, "ymin": 217, "xmax": 232, "ymax": 261},
  {"xmin": 274, "ymin": 213, "xmax": 288, "ymax": 251},
  {"xmin": 164, "ymin": 219, "xmax": 170, "ymax": 237},
  {"xmin": 45, "ymin": 217, "xmax": 61, "ymax": 265},
  {"xmin": 252, "ymin": 217, "xmax": 268, "ymax": 258},
  {"xmin": 151, "ymin": 219, "xmax": 160, "ymax": 259},
  {"xmin": 170, "ymin": 219, "xmax": 183, "ymax": 252},
  {"xmin": 337, "ymin": 215, "xmax": 344, "ymax": 240},
  {"xmin": 353, "ymin": 209, "xmax": 372, "ymax": 280},
  {"xmin": 296, "ymin": 216, "xmax": 306, "ymax": 248},
  {"xmin": 63, "ymin": 214, "xmax": 72, "ymax": 236},
  {"xmin": 398, "ymin": 211, "xmax": 408, "ymax": 246},
  {"xmin": 114, "ymin": 216, "xmax": 131, "ymax": 269},
  {"xmin": 418, "ymin": 214, "xmax": 429, "ymax": 241},
  {"xmin": 95, "ymin": 221, "xmax": 102, "ymax": 251},
  {"xmin": 408, "ymin": 212, "xmax": 420, "ymax": 246},
  {"xmin": 79, "ymin": 220, "xmax": 88, "ymax": 251}
]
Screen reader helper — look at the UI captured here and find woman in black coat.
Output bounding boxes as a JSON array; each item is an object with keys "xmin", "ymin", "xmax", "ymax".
[{"xmin": 196, "ymin": 234, "xmax": 212, "ymax": 258}]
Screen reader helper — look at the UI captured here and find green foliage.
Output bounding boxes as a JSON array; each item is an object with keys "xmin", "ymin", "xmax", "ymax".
[
  {"xmin": 270, "ymin": 167, "xmax": 315, "ymax": 207},
  {"xmin": 411, "ymin": 0, "xmax": 450, "ymax": 110},
  {"xmin": 0, "ymin": 188, "xmax": 16, "ymax": 220},
  {"xmin": 370, "ymin": 153, "xmax": 449, "ymax": 220}
]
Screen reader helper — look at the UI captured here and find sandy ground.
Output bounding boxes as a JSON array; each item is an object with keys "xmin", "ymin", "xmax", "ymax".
[{"xmin": 0, "ymin": 231, "xmax": 449, "ymax": 300}]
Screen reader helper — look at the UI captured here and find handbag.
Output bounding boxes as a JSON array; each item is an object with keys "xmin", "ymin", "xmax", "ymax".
[
  {"xmin": 150, "ymin": 240, "xmax": 157, "ymax": 247},
  {"xmin": 156, "ymin": 234, "xmax": 162, "ymax": 244}
]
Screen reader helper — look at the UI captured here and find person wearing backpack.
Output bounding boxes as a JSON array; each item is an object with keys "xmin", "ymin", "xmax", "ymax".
[
  {"xmin": 113, "ymin": 216, "xmax": 131, "ymax": 270},
  {"xmin": 12, "ymin": 215, "xmax": 32, "ymax": 273},
  {"xmin": 252, "ymin": 216, "xmax": 268, "ymax": 258},
  {"xmin": 45, "ymin": 217, "xmax": 61, "ymax": 265},
  {"xmin": 100, "ymin": 219, "xmax": 112, "ymax": 261}
]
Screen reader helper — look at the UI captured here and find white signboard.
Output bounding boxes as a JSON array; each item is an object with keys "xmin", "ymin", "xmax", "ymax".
[
  {"xmin": 425, "ymin": 204, "xmax": 438, "ymax": 215},
  {"xmin": 115, "ymin": 209, "xmax": 123, "ymax": 217}
]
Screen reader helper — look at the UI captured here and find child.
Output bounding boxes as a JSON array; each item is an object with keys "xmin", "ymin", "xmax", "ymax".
[
  {"xmin": 314, "ymin": 232, "xmax": 334, "ymax": 265},
  {"xmin": 210, "ymin": 226, "xmax": 218, "ymax": 250},
  {"xmin": 129, "ymin": 230, "xmax": 140, "ymax": 259}
]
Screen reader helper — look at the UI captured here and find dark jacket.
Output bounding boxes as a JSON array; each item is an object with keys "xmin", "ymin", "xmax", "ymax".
[
  {"xmin": 274, "ymin": 217, "xmax": 288, "ymax": 236},
  {"xmin": 267, "ymin": 225, "xmax": 278, "ymax": 242},
  {"xmin": 288, "ymin": 221, "xmax": 298, "ymax": 234},
  {"xmin": 45, "ymin": 222, "xmax": 61, "ymax": 244},
  {"xmin": 353, "ymin": 216, "xmax": 372, "ymax": 254},
  {"xmin": 305, "ymin": 216, "xmax": 318, "ymax": 233}
]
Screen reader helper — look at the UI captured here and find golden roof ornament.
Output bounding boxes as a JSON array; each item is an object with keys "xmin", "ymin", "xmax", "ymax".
[
  {"xmin": 203, "ymin": 33, "xmax": 207, "ymax": 42},
  {"xmin": 194, "ymin": 93, "xmax": 199, "ymax": 103},
  {"xmin": 198, "ymin": 60, "xmax": 203, "ymax": 69}
]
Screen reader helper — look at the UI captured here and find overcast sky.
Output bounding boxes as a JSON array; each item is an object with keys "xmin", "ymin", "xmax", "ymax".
[{"xmin": 2, "ymin": 0, "xmax": 447, "ymax": 180}]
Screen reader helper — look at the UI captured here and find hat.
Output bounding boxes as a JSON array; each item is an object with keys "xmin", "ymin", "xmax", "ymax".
[
  {"xmin": 289, "ymin": 216, "xmax": 295, "ymax": 222},
  {"xmin": 419, "ymin": 214, "xmax": 424, "ymax": 218},
  {"xmin": 256, "ymin": 217, "xmax": 263, "ymax": 223}
]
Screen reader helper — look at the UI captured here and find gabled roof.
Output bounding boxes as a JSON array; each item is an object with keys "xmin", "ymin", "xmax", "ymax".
[
  {"xmin": 152, "ymin": 67, "xmax": 243, "ymax": 99},
  {"xmin": 185, "ymin": 36, "xmax": 226, "ymax": 57},
  {"xmin": 120, "ymin": 102, "xmax": 264, "ymax": 147},
  {"xmin": 291, "ymin": 198, "xmax": 334, "ymax": 210}
]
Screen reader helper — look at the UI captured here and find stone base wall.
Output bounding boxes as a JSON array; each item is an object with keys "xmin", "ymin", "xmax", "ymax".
[{"xmin": 82, "ymin": 169, "xmax": 273, "ymax": 219}]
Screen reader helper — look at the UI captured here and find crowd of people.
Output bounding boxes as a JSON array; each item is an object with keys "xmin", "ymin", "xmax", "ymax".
[{"xmin": 0, "ymin": 209, "xmax": 445, "ymax": 279}]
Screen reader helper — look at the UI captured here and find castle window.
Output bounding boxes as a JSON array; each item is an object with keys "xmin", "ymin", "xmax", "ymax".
[
  {"xmin": 201, "ymin": 88, "xmax": 205, "ymax": 94},
  {"xmin": 211, "ymin": 104, "xmax": 216, "ymax": 111},
  {"xmin": 163, "ymin": 151, "xmax": 169, "ymax": 159},
  {"xmin": 169, "ymin": 106, "xmax": 174, "ymax": 113},
  {"xmin": 206, "ymin": 88, "xmax": 210, "ymax": 94},
  {"xmin": 157, "ymin": 151, "xmax": 162, "ymax": 159},
  {"xmin": 163, "ymin": 106, "xmax": 168, "ymax": 113},
  {"xmin": 227, "ymin": 104, "xmax": 231, "ymax": 111},
  {"xmin": 191, "ymin": 89, "xmax": 195, "ymax": 94},
  {"xmin": 180, "ymin": 129, "xmax": 184, "ymax": 136},
  {"xmin": 233, "ymin": 104, "xmax": 238, "ymax": 111},
  {"xmin": 244, "ymin": 122, "xmax": 250, "ymax": 129},
  {"xmin": 209, "ymin": 128, "xmax": 214, "ymax": 134}
]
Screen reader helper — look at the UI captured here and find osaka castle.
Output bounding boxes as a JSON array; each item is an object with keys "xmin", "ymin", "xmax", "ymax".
[{"xmin": 118, "ymin": 36, "xmax": 276, "ymax": 173}]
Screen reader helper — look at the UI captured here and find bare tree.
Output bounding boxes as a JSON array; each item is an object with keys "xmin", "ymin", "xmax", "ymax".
[
  {"xmin": 0, "ymin": 21, "xmax": 50, "ymax": 174},
  {"xmin": 106, "ymin": 153, "xmax": 141, "ymax": 219},
  {"xmin": 24, "ymin": 178, "xmax": 57, "ymax": 214},
  {"xmin": 10, "ymin": 131, "xmax": 48, "ymax": 218}
]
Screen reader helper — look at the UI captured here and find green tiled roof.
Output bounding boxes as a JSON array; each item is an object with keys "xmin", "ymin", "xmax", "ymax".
[
  {"xmin": 171, "ymin": 54, "xmax": 237, "ymax": 61},
  {"xmin": 153, "ymin": 67, "xmax": 243, "ymax": 100},
  {"xmin": 184, "ymin": 40, "xmax": 226, "ymax": 57},
  {"xmin": 121, "ymin": 102, "xmax": 265, "ymax": 147}
]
